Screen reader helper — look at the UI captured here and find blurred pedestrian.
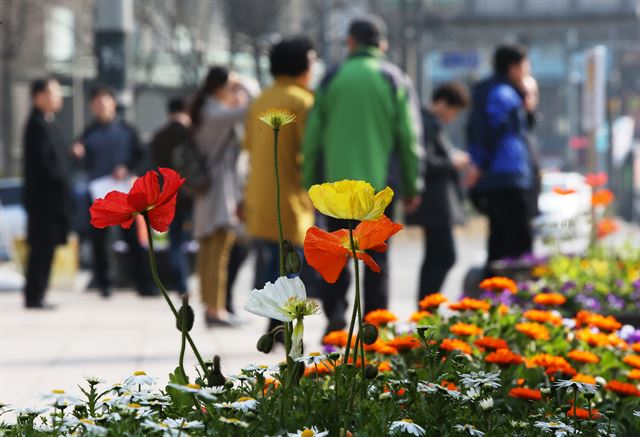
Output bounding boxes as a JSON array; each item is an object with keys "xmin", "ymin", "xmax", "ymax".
[
  {"xmin": 244, "ymin": 36, "xmax": 317, "ymax": 337},
  {"xmin": 72, "ymin": 86, "xmax": 156, "ymax": 297},
  {"xmin": 191, "ymin": 66, "xmax": 249, "ymax": 327},
  {"xmin": 407, "ymin": 82, "xmax": 471, "ymax": 302},
  {"xmin": 520, "ymin": 75, "xmax": 542, "ymax": 218},
  {"xmin": 302, "ymin": 16, "xmax": 423, "ymax": 333},
  {"xmin": 150, "ymin": 97, "xmax": 192, "ymax": 295},
  {"xmin": 466, "ymin": 44, "xmax": 534, "ymax": 275},
  {"xmin": 22, "ymin": 78, "xmax": 71, "ymax": 309}
]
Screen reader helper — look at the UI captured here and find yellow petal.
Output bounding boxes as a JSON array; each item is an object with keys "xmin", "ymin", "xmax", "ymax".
[{"xmin": 308, "ymin": 180, "xmax": 393, "ymax": 220}]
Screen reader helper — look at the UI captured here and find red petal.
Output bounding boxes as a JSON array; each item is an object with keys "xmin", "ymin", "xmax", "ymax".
[
  {"xmin": 354, "ymin": 215, "xmax": 403, "ymax": 250},
  {"xmin": 303, "ymin": 227, "xmax": 349, "ymax": 283},
  {"xmin": 156, "ymin": 167, "xmax": 185, "ymax": 207},
  {"xmin": 90, "ymin": 191, "xmax": 135, "ymax": 229},
  {"xmin": 127, "ymin": 170, "xmax": 160, "ymax": 212},
  {"xmin": 147, "ymin": 195, "xmax": 176, "ymax": 232},
  {"xmin": 356, "ymin": 251, "xmax": 381, "ymax": 273}
]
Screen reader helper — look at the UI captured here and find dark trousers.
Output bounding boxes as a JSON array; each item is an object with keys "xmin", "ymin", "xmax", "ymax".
[
  {"xmin": 24, "ymin": 217, "xmax": 65, "ymax": 306},
  {"xmin": 90, "ymin": 224, "xmax": 154, "ymax": 293},
  {"xmin": 321, "ymin": 217, "xmax": 390, "ymax": 332},
  {"xmin": 226, "ymin": 240, "xmax": 250, "ymax": 314},
  {"xmin": 168, "ymin": 211, "xmax": 189, "ymax": 294},
  {"xmin": 485, "ymin": 189, "xmax": 533, "ymax": 271},
  {"xmin": 418, "ymin": 224, "xmax": 456, "ymax": 302}
]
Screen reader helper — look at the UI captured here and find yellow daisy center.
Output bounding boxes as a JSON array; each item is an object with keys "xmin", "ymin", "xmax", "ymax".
[
  {"xmin": 133, "ymin": 371, "xmax": 146, "ymax": 376},
  {"xmin": 259, "ymin": 365, "xmax": 268, "ymax": 369},
  {"xmin": 186, "ymin": 383, "xmax": 201, "ymax": 389},
  {"xmin": 310, "ymin": 352, "xmax": 321, "ymax": 357},
  {"xmin": 52, "ymin": 389, "xmax": 65, "ymax": 394},
  {"xmin": 401, "ymin": 419, "xmax": 414, "ymax": 423},
  {"xmin": 80, "ymin": 419, "xmax": 95, "ymax": 425},
  {"xmin": 127, "ymin": 403, "xmax": 141, "ymax": 408},
  {"xmin": 237, "ymin": 397, "xmax": 254, "ymax": 402},
  {"xmin": 301, "ymin": 430, "xmax": 315, "ymax": 437}
]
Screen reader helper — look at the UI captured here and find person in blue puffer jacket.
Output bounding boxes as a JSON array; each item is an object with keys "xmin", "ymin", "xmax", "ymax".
[{"xmin": 466, "ymin": 44, "xmax": 534, "ymax": 275}]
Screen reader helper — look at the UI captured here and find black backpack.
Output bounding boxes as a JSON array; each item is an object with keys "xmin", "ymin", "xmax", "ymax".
[{"xmin": 171, "ymin": 142, "xmax": 211, "ymax": 196}]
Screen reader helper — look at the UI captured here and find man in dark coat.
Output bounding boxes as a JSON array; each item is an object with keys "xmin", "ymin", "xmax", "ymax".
[
  {"xmin": 408, "ymin": 82, "xmax": 471, "ymax": 302},
  {"xmin": 22, "ymin": 78, "xmax": 71, "ymax": 309}
]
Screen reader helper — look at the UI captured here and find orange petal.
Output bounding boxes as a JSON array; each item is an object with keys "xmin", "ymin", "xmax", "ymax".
[
  {"xmin": 303, "ymin": 227, "xmax": 349, "ymax": 283},
  {"xmin": 354, "ymin": 215, "xmax": 403, "ymax": 250}
]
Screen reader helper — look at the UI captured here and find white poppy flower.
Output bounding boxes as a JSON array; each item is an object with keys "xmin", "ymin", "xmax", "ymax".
[
  {"xmin": 389, "ymin": 419, "xmax": 426, "ymax": 436},
  {"xmin": 288, "ymin": 426, "xmax": 329, "ymax": 436},
  {"xmin": 295, "ymin": 352, "xmax": 328, "ymax": 366},
  {"xmin": 123, "ymin": 371, "xmax": 157, "ymax": 387},
  {"xmin": 453, "ymin": 424, "xmax": 485, "ymax": 436}
]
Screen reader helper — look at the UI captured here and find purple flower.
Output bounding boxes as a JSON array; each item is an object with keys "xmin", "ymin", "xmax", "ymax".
[
  {"xmin": 626, "ymin": 330, "xmax": 640, "ymax": 344},
  {"xmin": 575, "ymin": 294, "xmax": 602, "ymax": 311},
  {"xmin": 606, "ymin": 294, "xmax": 625, "ymax": 311},
  {"xmin": 583, "ymin": 283, "xmax": 595, "ymax": 293},
  {"xmin": 322, "ymin": 345, "xmax": 338, "ymax": 354},
  {"xmin": 615, "ymin": 279, "xmax": 625, "ymax": 289},
  {"xmin": 561, "ymin": 281, "xmax": 576, "ymax": 292},
  {"xmin": 632, "ymin": 278, "xmax": 640, "ymax": 291}
]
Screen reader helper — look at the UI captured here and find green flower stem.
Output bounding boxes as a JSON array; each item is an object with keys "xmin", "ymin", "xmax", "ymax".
[
  {"xmin": 347, "ymin": 221, "xmax": 366, "ymax": 398},
  {"xmin": 179, "ymin": 299, "xmax": 188, "ymax": 382},
  {"xmin": 273, "ymin": 128, "xmax": 285, "ymax": 277},
  {"xmin": 573, "ymin": 386, "xmax": 578, "ymax": 435},
  {"xmin": 343, "ymin": 222, "xmax": 360, "ymax": 366},
  {"xmin": 143, "ymin": 214, "xmax": 207, "ymax": 376}
]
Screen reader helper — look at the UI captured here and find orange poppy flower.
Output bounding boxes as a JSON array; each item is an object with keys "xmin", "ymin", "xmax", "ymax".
[
  {"xmin": 409, "ymin": 311, "xmax": 432, "ymax": 322},
  {"xmin": 572, "ymin": 374, "xmax": 597, "ymax": 384},
  {"xmin": 449, "ymin": 322, "xmax": 483, "ymax": 337},
  {"xmin": 623, "ymin": 355, "xmax": 640, "ymax": 369},
  {"xmin": 597, "ymin": 218, "xmax": 619, "ymax": 239},
  {"xmin": 533, "ymin": 292, "xmax": 566, "ymax": 306},
  {"xmin": 378, "ymin": 361, "xmax": 393, "ymax": 373},
  {"xmin": 386, "ymin": 335, "xmax": 421, "ymax": 352},
  {"xmin": 448, "ymin": 298, "xmax": 491, "ymax": 312},
  {"xmin": 523, "ymin": 309, "xmax": 562, "ymax": 326},
  {"xmin": 474, "ymin": 336, "xmax": 509, "ymax": 351},
  {"xmin": 440, "ymin": 380, "xmax": 458, "ymax": 391},
  {"xmin": 322, "ymin": 330, "xmax": 348, "ymax": 347},
  {"xmin": 552, "ymin": 187, "xmax": 576, "ymax": 195},
  {"xmin": 439, "ymin": 338, "xmax": 473, "ymax": 354},
  {"xmin": 592, "ymin": 188, "xmax": 614, "ymax": 207},
  {"xmin": 418, "ymin": 293, "xmax": 448, "ymax": 309},
  {"xmin": 508, "ymin": 387, "xmax": 542, "ymax": 401},
  {"xmin": 567, "ymin": 350, "xmax": 600, "ymax": 364},
  {"xmin": 567, "ymin": 406, "xmax": 601, "ymax": 420},
  {"xmin": 606, "ymin": 380, "xmax": 640, "ymax": 397},
  {"xmin": 585, "ymin": 172, "xmax": 608, "ymax": 188},
  {"xmin": 516, "ymin": 322, "xmax": 550, "ymax": 340},
  {"xmin": 263, "ymin": 378, "xmax": 281, "ymax": 395},
  {"xmin": 628, "ymin": 369, "xmax": 640, "ymax": 380},
  {"xmin": 633, "ymin": 343, "xmax": 640, "ymax": 354},
  {"xmin": 485, "ymin": 349, "xmax": 524, "ymax": 366},
  {"xmin": 364, "ymin": 309, "xmax": 398, "ymax": 326},
  {"xmin": 303, "ymin": 361, "xmax": 335, "ymax": 377},
  {"xmin": 304, "ymin": 215, "xmax": 402, "ymax": 283},
  {"xmin": 479, "ymin": 276, "xmax": 518, "ymax": 294}
]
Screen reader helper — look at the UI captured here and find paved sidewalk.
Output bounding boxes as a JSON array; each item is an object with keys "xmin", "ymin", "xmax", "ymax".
[{"xmin": 0, "ymin": 223, "xmax": 486, "ymax": 411}]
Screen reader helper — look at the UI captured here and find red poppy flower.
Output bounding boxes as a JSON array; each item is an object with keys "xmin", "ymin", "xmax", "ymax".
[
  {"xmin": 303, "ymin": 215, "xmax": 403, "ymax": 283},
  {"xmin": 90, "ymin": 168, "xmax": 185, "ymax": 233}
]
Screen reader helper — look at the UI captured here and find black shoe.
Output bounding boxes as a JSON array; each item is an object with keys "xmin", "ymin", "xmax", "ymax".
[
  {"xmin": 137, "ymin": 289, "xmax": 160, "ymax": 297},
  {"xmin": 100, "ymin": 287, "xmax": 112, "ymax": 298},
  {"xmin": 25, "ymin": 302, "xmax": 57, "ymax": 310},
  {"xmin": 205, "ymin": 314, "xmax": 242, "ymax": 328}
]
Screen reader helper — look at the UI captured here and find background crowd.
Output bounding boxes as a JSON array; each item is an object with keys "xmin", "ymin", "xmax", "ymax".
[{"xmin": 24, "ymin": 15, "xmax": 541, "ymax": 339}]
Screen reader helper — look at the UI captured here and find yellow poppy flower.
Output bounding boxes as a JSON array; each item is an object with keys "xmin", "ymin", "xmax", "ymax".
[
  {"xmin": 258, "ymin": 108, "xmax": 296, "ymax": 130},
  {"xmin": 308, "ymin": 180, "xmax": 393, "ymax": 221}
]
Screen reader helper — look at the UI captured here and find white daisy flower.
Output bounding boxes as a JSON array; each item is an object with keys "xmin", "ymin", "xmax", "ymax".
[
  {"xmin": 459, "ymin": 371, "xmax": 501, "ymax": 389},
  {"xmin": 84, "ymin": 376, "xmax": 105, "ymax": 385},
  {"xmin": 219, "ymin": 417, "xmax": 250, "ymax": 428},
  {"xmin": 203, "ymin": 386, "xmax": 226, "ymax": 396},
  {"xmin": 534, "ymin": 420, "xmax": 576, "ymax": 436},
  {"xmin": 634, "ymin": 410, "xmax": 640, "ymax": 418},
  {"xmin": 288, "ymin": 426, "xmax": 329, "ymax": 436},
  {"xmin": 167, "ymin": 383, "xmax": 218, "ymax": 400},
  {"xmin": 417, "ymin": 382, "xmax": 438, "ymax": 394},
  {"xmin": 244, "ymin": 276, "xmax": 319, "ymax": 358},
  {"xmin": 510, "ymin": 420, "xmax": 528, "ymax": 428},
  {"xmin": 33, "ymin": 422, "xmax": 55, "ymax": 433},
  {"xmin": 242, "ymin": 364, "xmax": 275, "ymax": 374},
  {"xmin": 215, "ymin": 396, "xmax": 258, "ymax": 413},
  {"xmin": 389, "ymin": 419, "xmax": 426, "ymax": 436},
  {"xmin": 479, "ymin": 397, "xmax": 494, "ymax": 410},
  {"xmin": 553, "ymin": 379, "xmax": 598, "ymax": 394},
  {"xmin": 116, "ymin": 402, "xmax": 155, "ymax": 419},
  {"xmin": 453, "ymin": 424, "xmax": 484, "ymax": 436},
  {"xmin": 65, "ymin": 417, "xmax": 108, "ymax": 436},
  {"xmin": 17, "ymin": 406, "xmax": 49, "ymax": 416},
  {"xmin": 123, "ymin": 370, "xmax": 157, "ymax": 387},
  {"xmin": 40, "ymin": 389, "xmax": 81, "ymax": 407},
  {"xmin": 295, "ymin": 352, "xmax": 328, "ymax": 366}
]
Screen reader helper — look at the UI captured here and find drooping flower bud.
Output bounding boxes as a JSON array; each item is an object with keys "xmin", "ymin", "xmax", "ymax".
[
  {"xmin": 175, "ymin": 296, "xmax": 195, "ymax": 332},
  {"xmin": 364, "ymin": 364, "xmax": 379, "ymax": 379},
  {"xmin": 285, "ymin": 250, "xmax": 302, "ymax": 274},
  {"xmin": 361, "ymin": 323, "xmax": 379, "ymax": 345},
  {"xmin": 257, "ymin": 332, "xmax": 275, "ymax": 354}
]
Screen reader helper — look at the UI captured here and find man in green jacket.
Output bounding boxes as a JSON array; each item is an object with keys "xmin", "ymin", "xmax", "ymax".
[{"xmin": 302, "ymin": 15, "xmax": 423, "ymax": 333}]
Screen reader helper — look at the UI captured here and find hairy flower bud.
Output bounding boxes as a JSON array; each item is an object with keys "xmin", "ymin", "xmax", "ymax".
[
  {"xmin": 256, "ymin": 333, "xmax": 275, "ymax": 354},
  {"xmin": 361, "ymin": 323, "xmax": 379, "ymax": 345},
  {"xmin": 364, "ymin": 364, "xmax": 379, "ymax": 379},
  {"xmin": 175, "ymin": 302, "xmax": 195, "ymax": 333},
  {"xmin": 285, "ymin": 251, "xmax": 302, "ymax": 275}
]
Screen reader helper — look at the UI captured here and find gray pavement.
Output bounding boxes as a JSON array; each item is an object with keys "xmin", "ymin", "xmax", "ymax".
[{"xmin": 0, "ymin": 221, "xmax": 486, "ymax": 411}]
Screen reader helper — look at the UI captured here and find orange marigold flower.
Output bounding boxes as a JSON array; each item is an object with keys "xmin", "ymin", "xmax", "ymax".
[
  {"xmin": 553, "ymin": 187, "xmax": 576, "ymax": 195},
  {"xmin": 523, "ymin": 309, "xmax": 562, "ymax": 326},
  {"xmin": 440, "ymin": 338, "xmax": 473, "ymax": 355},
  {"xmin": 567, "ymin": 350, "xmax": 600, "ymax": 364},
  {"xmin": 533, "ymin": 292, "xmax": 567, "ymax": 306},
  {"xmin": 449, "ymin": 322, "xmax": 483, "ymax": 337},
  {"xmin": 606, "ymin": 380, "xmax": 640, "ymax": 397},
  {"xmin": 418, "ymin": 293, "xmax": 448, "ymax": 309},
  {"xmin": 479, "ymin": 276, "xmax": 518, "ymax": 294},
  {"xmin": 576, "ymin": 328, "xmax": 610, "ymax": 347},
  {"xmin": 592, "ymin": 188, "xmax": 614, "ymax": 207},
  {"xmin": 322, "ymin": 330, "xmax": 348, "ymax": 347},
  {"xmin": 508, "ymin": 387, "xmax": 542, "ymax": 401},
  {"xmin": 586, "ymin": 313, "xmax": 622, "ymax": 332},
  {"xmin": 303, "ymin": 361, "xmax": 335, "ymax": 377},
  {"xmin": 485, "ymin": 349, "xmax": 524, "ymax": 366},
  {"xmin": 378, "ymin": 361, "xmax": 393, "ymax": 373},
  {"xmin": 628, "ymin": 369, "xmax": 640, "ymax": 380},
  {"xmin": 364, "ymin": 309, "xmax": 398, "ymax": 326},
  {"xmin": 364, "ymin": 339, "xmax": 399, "ymax": 355},
  {"xmin": 409, "ymin": 310, "xmax": 432, "ymax": 322},
  {"xmin": 263, "ymin": 378, "xmax": 281, "ymax": 395},
  {"xmin": 575, "ymin": 310, "xmax": 595, "ymax": 328},
  {"xmin": 528, "ymin": 354, "xmax": 571, "ymax": 369},
  {"xmin": 440, "ymin": 380, "xmax": 458, "ymax": 391},
  {"xmin": 623, "ymin": 355, "xmax": 640, "ymax": 369},
  {"xmin": 597, "ymin": 218, "xmax": 619, "ymax": 239},
  {"xmin": 546, "ymin": 365, "xmax": 577, "ymax": 377},
  {"xmin": 474, "ymin": 336, "xmax": 509, "ymax": 351},
  {"xmin": 567, "ymin": 406, "xmax": 602, "ymax": 420},
  {"xmin": 386, "ymin": 335, "xmax": 421, "ymax": 352},
  {"xmin": 516, "ymin": 378, "xmax": 525, "ymax": 386},
  {"xmin": 572, "ymin": 374, "xmax": 597, "ymax": 384},
  {"xmin": 516, "ymin": 322, "xmax": 550, "ymax": 340},
  {"xmin": 498, "ymin": 304, "xmax": 509, "ymax": 315},
  {"xmin": 448, "ymin": 297, "xmax": 491, "ymax": 312},
  {"xmin": 633, "ymin": 343, "xmax": 640, "ymax": 353}
]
